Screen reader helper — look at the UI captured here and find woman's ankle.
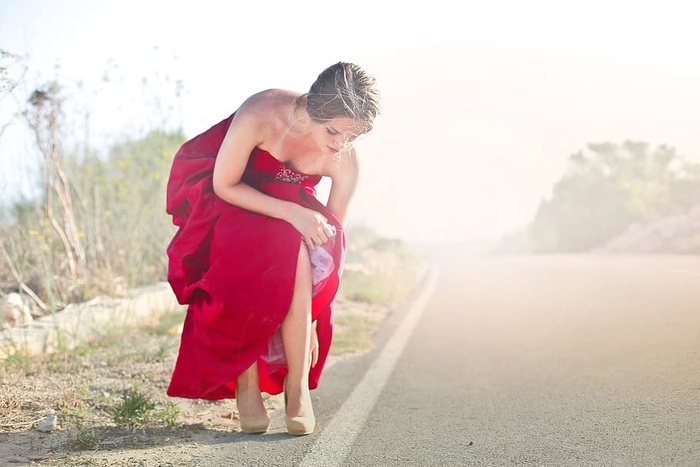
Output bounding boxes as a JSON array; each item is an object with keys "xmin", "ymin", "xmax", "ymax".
[
  {"xmin": 236, "ymin": 364, "xmax": 266, "ymax": 416},
  {"xmin": 284, "ymin": 384, "xmax": 312, "ymax": 416}
]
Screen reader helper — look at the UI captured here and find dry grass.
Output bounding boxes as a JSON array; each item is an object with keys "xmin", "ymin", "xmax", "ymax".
[
  {"xmin": 0, "ymin": 238, "xmax": 424, "ymax": 465},
  {"xmin": 0, "ymin": 311, "xmax": 184, "ymax": 435},
  {"xmin": 0, "ymin": 296, "xmax": 401, "ymax": 439}
]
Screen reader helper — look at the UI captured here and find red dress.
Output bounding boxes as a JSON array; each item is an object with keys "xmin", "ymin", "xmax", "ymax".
[{"xmin": 165, "ymin": 114, "xmax": 345, "ymax": 400}]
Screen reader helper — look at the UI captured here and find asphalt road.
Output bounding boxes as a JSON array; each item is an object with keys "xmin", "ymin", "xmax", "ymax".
[{"xmin": 203, "ymin": 252, "xmax": 700, "ymax": 467}]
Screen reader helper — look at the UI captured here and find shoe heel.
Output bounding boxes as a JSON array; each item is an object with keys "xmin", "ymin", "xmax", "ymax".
[
  {"xmin": 239, "ymin": 413, "xmax": 270, "ymax": 434},
  {"xmin": 284, "ymin": 385, "xmax": 315, "ymax": 435}
]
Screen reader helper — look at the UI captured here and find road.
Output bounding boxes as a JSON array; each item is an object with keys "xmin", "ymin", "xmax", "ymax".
[{"xmin": 201, "ymin": 252, "xmax": 700, "ymax": 466}]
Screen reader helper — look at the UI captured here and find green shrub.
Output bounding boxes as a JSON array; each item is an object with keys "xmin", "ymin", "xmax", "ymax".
[{"xmin": 110, "ymin": 389, "xmax": 156, "ymax": 429}]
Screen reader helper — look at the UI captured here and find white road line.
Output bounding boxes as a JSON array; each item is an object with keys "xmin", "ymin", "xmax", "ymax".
[{"xmin": 298, "ymin": 266, "xmax": 439, "ymax": 467}]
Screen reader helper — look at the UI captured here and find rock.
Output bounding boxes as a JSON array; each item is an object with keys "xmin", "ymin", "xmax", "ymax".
[
  {"xmin": 37, "ymin": 415, "xmax": 59, "ymax": 432},
  {"xmin": 1, "ymin": 293, "xmax": 34, "ymax": 330}
]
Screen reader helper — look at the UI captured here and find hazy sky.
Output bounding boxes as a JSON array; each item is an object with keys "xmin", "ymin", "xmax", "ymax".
[{"xmin": 1, "ymin": 0, "xmax": 698, "ymax": 243}]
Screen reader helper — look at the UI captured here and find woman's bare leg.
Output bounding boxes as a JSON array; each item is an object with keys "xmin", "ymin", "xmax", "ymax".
[{"xmin": 281, "ymin": 244, "xmax": 314, "ymax": 432}]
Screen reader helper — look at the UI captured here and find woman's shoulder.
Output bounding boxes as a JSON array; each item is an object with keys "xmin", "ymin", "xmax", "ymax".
[
  {"xmin": 234, "ymin": 89, "xmax": 300, "ymax": 129},
  {"xmin": 242, "ymin": 89, "xmax": 301, "ymax": 112}
]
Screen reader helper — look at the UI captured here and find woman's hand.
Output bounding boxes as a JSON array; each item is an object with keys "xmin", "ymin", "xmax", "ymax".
[
  {"xmin": 288, "ymin": 205, "xmax": 335, "ymax": 249},
  {"xmin": 310, "ymin": 321, "xmax": 319, "ymax": 368}
]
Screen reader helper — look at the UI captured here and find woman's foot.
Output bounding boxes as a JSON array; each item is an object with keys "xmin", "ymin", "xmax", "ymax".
[
  {"xmin": 237, "ymin": 365, "xmax": 270, "ymax": 434},
  {"xmin": 237, "ymin": 387, "xmax": 270, "ymax": 433},
  {"xmin": 240, "ymin": 414, "xmax": 270, "ymax": 434},
  {"xmin": 284, "ymin": 384, "xmax": 315, "ymax": 435}
]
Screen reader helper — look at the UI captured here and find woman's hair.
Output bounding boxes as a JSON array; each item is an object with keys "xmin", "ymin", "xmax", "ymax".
[{"xmin": 305, "ymin": 62, "xmax": 380, "ymax": 134}]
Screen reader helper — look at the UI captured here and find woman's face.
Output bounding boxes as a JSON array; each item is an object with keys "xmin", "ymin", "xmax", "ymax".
[{"xmin": 312, "ymin": 117, "xmax": 361, "ymax": 155}]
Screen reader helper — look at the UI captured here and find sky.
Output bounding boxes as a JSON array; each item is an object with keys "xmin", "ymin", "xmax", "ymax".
[{"xmin": 1, "ymin": 0, "xmax": 699, "ymax": 244}]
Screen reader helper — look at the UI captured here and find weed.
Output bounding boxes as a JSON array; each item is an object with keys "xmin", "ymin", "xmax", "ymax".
[
  {"xmin": 3, "ymin": 351, "xmax": 31, "ymax": 369},
  {"xmin": 153, "ymin": 402, "xmax": 180, "ymax": 427},
  {"xmin": 110, "ymin": 389, "xmax": 156, "ymax": 429},
  {"xmin": 68, "ymin": 427, "xmax": 103, "ymax": 451}
]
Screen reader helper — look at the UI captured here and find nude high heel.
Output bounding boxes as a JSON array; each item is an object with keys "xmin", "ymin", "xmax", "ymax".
[
  {"xmin": 239, "ymin": 411, "xmax": 271, "ymax": 434},
  {"xmin": 285, "ymin": 414, "xmax": 315, "ymax": 435},
  {"xmin": 284, "ymin": 390, "xmax": 315, "ymax": 435},
  {"xmin": 236, "ymin": 370, "xmax": 270, "ymax": 434}
]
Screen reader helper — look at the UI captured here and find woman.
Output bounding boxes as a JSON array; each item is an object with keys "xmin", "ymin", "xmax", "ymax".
[{"xmin": 165, "ymin": 62, "xmax": 380, "ymax": 435}]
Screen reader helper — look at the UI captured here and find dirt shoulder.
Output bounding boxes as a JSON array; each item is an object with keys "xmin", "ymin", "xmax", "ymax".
[{"xmin": 0, "ymin": 292, "xmax": 403, "ymax": 466}]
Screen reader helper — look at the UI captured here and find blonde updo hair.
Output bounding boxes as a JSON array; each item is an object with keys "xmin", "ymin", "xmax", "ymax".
[{"xmin": 305, "ymin": 62, "xmax": 380, "ymax": 134}]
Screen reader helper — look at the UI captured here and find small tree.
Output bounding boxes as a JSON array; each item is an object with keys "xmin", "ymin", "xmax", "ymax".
[
  {"xmin": 26, "ymin": 82, "xmax": 86, "ymax": 281},
  {"xmin": 529, "ymin": 141, "xmax": 700, "ymax": 253}
]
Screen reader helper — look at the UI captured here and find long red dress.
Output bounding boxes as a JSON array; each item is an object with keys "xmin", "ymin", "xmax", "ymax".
[{"xmin": 165, "ymin": 114, "xmax": 345, "ymax": 400}]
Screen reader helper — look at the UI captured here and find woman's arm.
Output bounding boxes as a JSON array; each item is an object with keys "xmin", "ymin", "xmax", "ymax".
[
  {"xmin": 212, "ymin": 98, "xmax": 293, "ymax": 220},
  {"xmin": 212, "ymin": 97, "xmax": 334, "ymax": 248},
  {"xmin": 325, "ymin": 147, "xmax": 360, "ymax": 227}
]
